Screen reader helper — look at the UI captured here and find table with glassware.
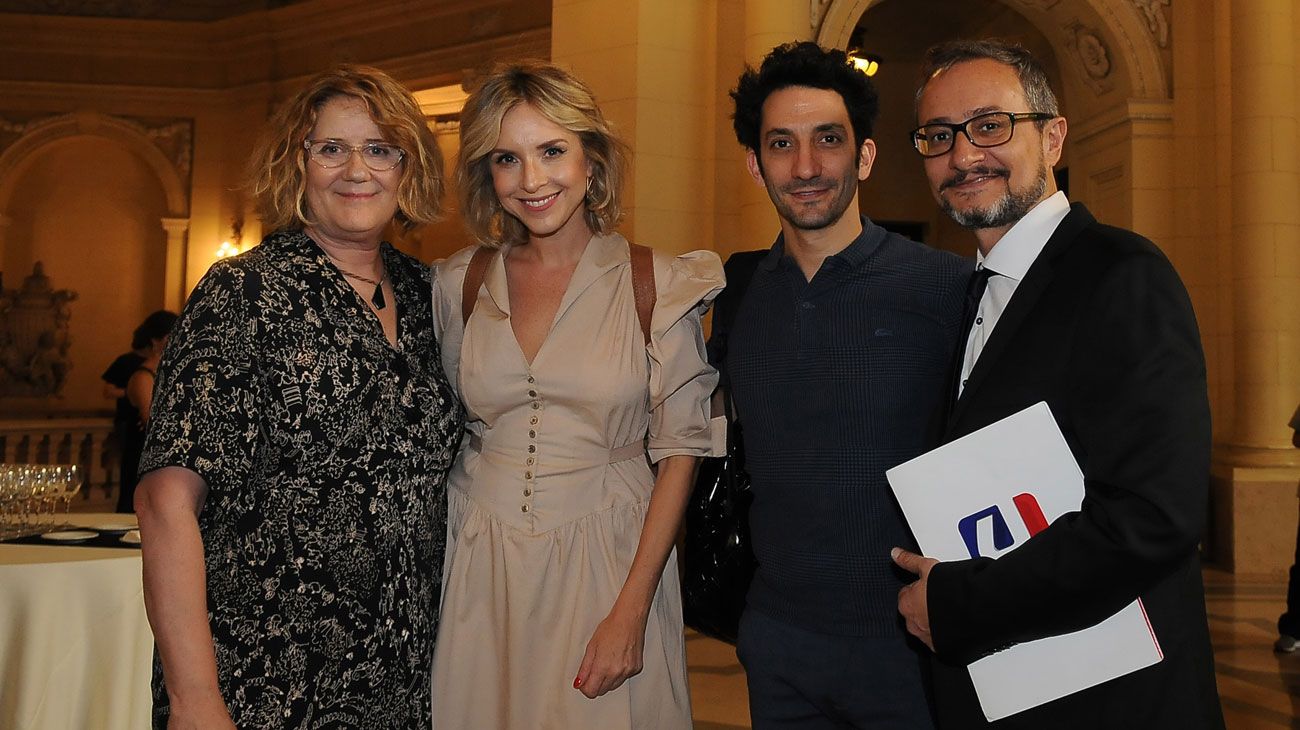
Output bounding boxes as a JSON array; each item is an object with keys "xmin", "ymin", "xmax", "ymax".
[{"xmin": 0, "ymin": 469, "xmax": 153, "ymax": 730}]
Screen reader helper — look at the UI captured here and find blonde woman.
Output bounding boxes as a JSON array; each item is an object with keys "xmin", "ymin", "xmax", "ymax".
[
  {"xmin": 431, "ymin": 61, "xmax": 722, "ymax": 729},
  {"xmin": 135, "ymin": 65, "xmax": 462, "ymax": 729}
]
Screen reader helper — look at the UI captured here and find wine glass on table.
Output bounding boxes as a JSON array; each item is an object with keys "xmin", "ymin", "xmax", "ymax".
[
  {"xmin": 33, "ymin": 465, "xmax": 58, "ymax": 529},
  {"xmin": 14, "ymin": 465, "xmax": 36, "ymax": 536},
  {"xmin": 0, "ymin": 465, "xmax": 17, "ymax": 538},
  {"xmin": 59, "ymin": 465, "xmax": 83, "ymax": 526}
]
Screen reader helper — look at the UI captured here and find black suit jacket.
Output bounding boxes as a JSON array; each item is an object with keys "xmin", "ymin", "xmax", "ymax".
[{"xmin": 928, "ymin": 204, "xmax": 1224, "ymax": 729}]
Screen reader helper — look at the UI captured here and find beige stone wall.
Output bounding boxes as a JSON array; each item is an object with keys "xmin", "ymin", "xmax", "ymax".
[{"xmin": 552, "ymin": 0, "xmax": 730, "ymax": 255}]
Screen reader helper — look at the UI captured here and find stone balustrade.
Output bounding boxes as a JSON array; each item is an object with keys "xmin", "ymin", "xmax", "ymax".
[{"xmin": 0, "ymin": 418, "xmax": 116, "ymax": 492}]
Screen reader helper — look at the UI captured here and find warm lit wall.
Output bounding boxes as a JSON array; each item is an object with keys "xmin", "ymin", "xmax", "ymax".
[
  {"xmin": 4, "ymin": 137, "xmax": 168, "ymax": 412},
  {"xmin": 407, "ymin": 125, "xmax": 476, "ymax": 263},
  {"xmin": 0, "ymin": 0, "xmax": 551, "ymax": 415}
]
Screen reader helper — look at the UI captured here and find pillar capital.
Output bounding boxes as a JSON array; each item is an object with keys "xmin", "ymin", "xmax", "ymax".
[
  {"xmin": 159, "ymin": 217, "xmax": 190, "ymax": 236},
  {"xmin": 159, "ymin": 217, "xmax": 189, "ymax": 311}
]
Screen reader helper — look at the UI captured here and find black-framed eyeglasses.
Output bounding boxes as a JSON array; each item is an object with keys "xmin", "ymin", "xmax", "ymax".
[
  {"xmin": 909, "ymin": 112, "xmax": 1055, "ymax": 158},
  {"xmin": 304, "ymin": 139, "xmax": 406, "ymax": 171}
]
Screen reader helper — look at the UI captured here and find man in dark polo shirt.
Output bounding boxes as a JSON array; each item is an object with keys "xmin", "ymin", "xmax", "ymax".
[{"xmin": 724, "ymin": 41, "xmax": 968, "ymax": 728}]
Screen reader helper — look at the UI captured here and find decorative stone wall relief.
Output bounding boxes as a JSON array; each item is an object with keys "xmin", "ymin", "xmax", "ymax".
[
  {"xmin": 0, "ymin": 262, "xmax": 77, "ymax": 398},
  {"xmin": 1065, "ymin": 22, "xmax": 1116, "ymax": 95},
  {"xmin": 1130, "ymin": 0, "xmax": 1170, "ymax": 48}
]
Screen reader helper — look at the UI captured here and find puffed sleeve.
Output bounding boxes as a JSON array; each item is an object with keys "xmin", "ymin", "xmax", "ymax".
[
  {"xmin": 431, "ymin": 246, "xmax": 479, "ymax": 396},
  {"xmin": 138, "ymin": 260, "xmax": 259, "ymax": 494},
  {"xmin": 646, "ymin": 249, "xmax": 725, "ymax": 463}
]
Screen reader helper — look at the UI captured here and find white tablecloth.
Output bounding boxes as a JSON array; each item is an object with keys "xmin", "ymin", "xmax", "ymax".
[{"xmin": 0, "ymin": 513, "xmax": 153, "ymax": 730}]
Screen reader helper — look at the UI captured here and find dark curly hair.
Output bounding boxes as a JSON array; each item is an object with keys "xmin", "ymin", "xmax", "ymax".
[
  {"xmin": 731, "ymin": 41, "xmax": 880, "ymax": 156},
  {"xmin": 132, "ymin": 310, "xmax": 178, "ymax": 348}
]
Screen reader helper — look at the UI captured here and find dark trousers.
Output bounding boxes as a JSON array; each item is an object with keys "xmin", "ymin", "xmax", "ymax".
[
  {"xmin": 1281, "ymin": 502, "xmax": 1300, "ymax": 637},
  {"xmin": 115, "ymin": 422, "xmax": 144, "ymax": 514},
  {"xmin": 738, "ymin": 608, "xmax": 935, "ymax": 730}
]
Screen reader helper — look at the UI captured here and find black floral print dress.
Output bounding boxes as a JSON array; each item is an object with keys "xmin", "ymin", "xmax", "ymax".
[{"xmin": 140, "ymin": 230, "xmax": 463, "ymax": 729}]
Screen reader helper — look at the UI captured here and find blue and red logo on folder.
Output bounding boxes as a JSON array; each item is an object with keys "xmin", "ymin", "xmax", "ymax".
[{"xmin": 957, "ymin": 493, "xmax": 1050, "ymax": 558}]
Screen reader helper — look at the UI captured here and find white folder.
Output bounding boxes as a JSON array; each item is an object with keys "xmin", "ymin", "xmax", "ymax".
[{"xmin": 886, "ymin": 401, "xmax": 1162, "ymax": 721}]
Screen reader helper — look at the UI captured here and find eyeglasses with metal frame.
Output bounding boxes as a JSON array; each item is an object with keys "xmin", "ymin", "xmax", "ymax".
[
  {"xmin": 303, "ymin": 139, "xmax": 406, "ymax": 171},
  {"xmin": 909, "ymin": 112, "xmax": 1056, "ymax": 158}
]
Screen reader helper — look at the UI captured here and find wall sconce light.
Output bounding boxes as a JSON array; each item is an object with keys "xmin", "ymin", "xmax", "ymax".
[
  {"xmin": 214, "ymin": 217, "xmax": 244, "ymax": 259},
  {"xmin": 849, "ymin": 52, "xmax": 881, "ymax": 77}
]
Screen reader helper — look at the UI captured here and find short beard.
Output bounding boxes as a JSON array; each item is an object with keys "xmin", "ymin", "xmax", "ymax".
[
  {"xmin": 767, "ymin": 172, "xmax": 859, "ymax": 231},
  {"xmin": 941, "ymin": 165, "xmax": 1047, "ymax": 230}
]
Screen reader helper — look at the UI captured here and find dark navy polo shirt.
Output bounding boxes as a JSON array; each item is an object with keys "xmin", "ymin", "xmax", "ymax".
[{"xmin": 726, "ymin": 217, "xmax": 970, "ymax": 636}]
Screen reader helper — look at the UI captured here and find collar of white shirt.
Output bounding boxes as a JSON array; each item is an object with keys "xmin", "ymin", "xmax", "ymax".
[{"xmin": 976, "ymin": 190, "xmax": 1071, "ymax": 281}]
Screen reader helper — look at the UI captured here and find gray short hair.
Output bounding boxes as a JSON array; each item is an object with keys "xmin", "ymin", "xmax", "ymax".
[{"xmin": 915, "ymin": 39, "xmax": 1059, "ymax": 121}]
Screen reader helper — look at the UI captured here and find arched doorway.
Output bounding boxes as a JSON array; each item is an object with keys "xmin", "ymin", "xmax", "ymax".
[
  {"xmin": 815, "ymin": 0, "xmax": 1173, "ymax": 255},
  {"xmin": 0, "ymin": 112, "xmax": 188, "ymax": 411}
]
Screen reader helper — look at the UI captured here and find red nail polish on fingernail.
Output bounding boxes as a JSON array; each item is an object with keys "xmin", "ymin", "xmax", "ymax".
[{"xmin": 573, "ymin": 676, "xmax": 583, "ymax": 688}]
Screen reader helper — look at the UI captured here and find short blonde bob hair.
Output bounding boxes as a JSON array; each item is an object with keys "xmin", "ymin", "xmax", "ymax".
[
  {"xmin": 458, "ymin": 61, "xmax": 628, "ymax": 247},
  {"xmin": 247, "ymin": 64, "xmax": 444, "ymax": 233}
]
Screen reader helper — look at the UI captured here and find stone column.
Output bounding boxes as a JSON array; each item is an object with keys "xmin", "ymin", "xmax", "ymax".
[
  {"xmin": 1228, "ymin": 0, "xmax": 1300, "ymax": 453},
  {"xmin": 159, "ymin": 217, "xmax": 190, "ymax": 312},
  {"xmin": 552, "ymin": 0, "xmax": 719, "ymax": 254},
  {"xmin": 738, "ymin": 0, "xmax": 815, "ymax": 249},
  {"xmin": 1212, "ymin": 0, "xmax": 1300, "ymax": 575}
]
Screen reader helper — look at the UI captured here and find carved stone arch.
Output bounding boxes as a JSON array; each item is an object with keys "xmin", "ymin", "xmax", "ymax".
[
  {"xmin": 0, "ymin": 110, "xmax": 189, "ymax": 217},
  {"xmin": 814, "ymin": 0, "xmax": 1170, "ymax": 104}
]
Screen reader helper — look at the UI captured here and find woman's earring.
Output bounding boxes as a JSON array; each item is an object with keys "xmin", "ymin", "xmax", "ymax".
[{"xmin": 585, "ymin": 176, "xmax": 593, "ymax": 206}]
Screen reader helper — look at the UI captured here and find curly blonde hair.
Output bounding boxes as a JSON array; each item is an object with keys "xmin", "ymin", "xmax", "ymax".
[
  {"xmin": 246, "ymin": 64, "xmax": 444, "ymax": 232},
  {"xmin": 458, "ymin": 61, "xmax": 628, "ymax": 247}
]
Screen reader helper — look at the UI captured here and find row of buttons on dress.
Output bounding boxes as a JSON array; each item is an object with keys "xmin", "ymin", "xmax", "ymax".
[{"xmin": 522, "ymin": 373, "xmax": 539, "ymax": 514}]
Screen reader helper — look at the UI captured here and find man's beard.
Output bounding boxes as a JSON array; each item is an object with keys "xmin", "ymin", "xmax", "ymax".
[
  {"xmin": 767, "ymin": 170, "xmax": 859, "ymax": 231},
  {"xmin": 940, "ymin": 164, "xmax": 1047, "ymax": 230}
]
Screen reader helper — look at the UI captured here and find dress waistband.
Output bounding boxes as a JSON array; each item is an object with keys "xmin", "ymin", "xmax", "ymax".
[{"xmin": 467, "ymin": 433, "xmax": 646, "ymax": 464}]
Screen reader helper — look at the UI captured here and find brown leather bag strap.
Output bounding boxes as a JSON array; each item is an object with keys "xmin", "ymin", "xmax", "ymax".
[
  {"xmin": 461, "ymin": 246, "xmax": 497, "ymax": 327},
  {"xmin": 628, "ymin": 242, "xmax": 656, "ymax": 347}
]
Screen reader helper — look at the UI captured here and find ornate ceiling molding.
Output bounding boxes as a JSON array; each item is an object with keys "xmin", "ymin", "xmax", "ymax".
[{"xmin": 0, "ymin": 0, "xmax": 309, "ymax": 22}]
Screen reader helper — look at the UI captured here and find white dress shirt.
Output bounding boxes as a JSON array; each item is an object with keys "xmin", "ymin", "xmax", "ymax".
[{"xmin": 958, "ymin": 191, "xmax": 1071, "ymax": 397}]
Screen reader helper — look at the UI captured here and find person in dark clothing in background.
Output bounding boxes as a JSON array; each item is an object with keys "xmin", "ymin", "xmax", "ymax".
[
  {"xmin": 1276, "ymin": 403, "xmax": 1300, "ymax": 653},
  {"xmin": 101, "ymin": 333, "xmax": 148, "ymax": 406},
  {"xmin": 102, "ymin": 330, "xmax": 149, "ymax": 485},
  {"xmin": 723, "ymin": 41, "xmax": 968, "ymax": 729},
  {"xmin": 114, "ymin": 310, "xmax": 176, "ymax": 513}
]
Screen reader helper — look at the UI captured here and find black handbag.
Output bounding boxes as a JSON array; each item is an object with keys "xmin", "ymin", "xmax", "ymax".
[
  {"xmin": 680, "ymin": 250, "xmax": 765, "ymax": 645},
  {"xmin": 681, "ymin": 392, "xmax": 754, "ymax": 644}
]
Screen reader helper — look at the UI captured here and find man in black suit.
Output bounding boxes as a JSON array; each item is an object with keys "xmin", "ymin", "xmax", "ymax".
[{"xmin": 890, "ymin": 40, "xmax": 1225, "ymax": 728}]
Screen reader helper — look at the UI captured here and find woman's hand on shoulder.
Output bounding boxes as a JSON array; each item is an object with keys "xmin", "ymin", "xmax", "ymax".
[{"xmin": 573, "ymin": 604, "xmax": 650, "ymax": 699}]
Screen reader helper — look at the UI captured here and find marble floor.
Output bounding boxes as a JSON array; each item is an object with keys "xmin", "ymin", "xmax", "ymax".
[{"xmin": 686, "ymin": 568, "xmax": 1300, "ymax": 729}]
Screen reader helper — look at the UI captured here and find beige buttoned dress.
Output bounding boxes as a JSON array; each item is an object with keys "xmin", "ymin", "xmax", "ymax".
[{"xmin": 429, "ymin": 233, "xmax": 723, "ymax": 730}]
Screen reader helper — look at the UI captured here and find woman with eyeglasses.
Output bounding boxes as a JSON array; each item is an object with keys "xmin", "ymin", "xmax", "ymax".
[
  {"xmin": 134, "ymin": 65, "xmax": 463, "ymax": 730},
  {"xmin": 429, "ymin": 61, "xmax": 722, "ymax": 730}
]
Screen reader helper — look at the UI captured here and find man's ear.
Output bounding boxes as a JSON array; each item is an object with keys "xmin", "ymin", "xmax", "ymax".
[
  {"xmin": 857, "ymin": 139, "xmax": 877, "ymax": 182},
  {"xmin": 745, "ymin": 148, "xmax": 766, "ymax": 187},
  {"xmin": 1042, "ymin": 116, "xmax": 1067, "ymax": 168}
]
